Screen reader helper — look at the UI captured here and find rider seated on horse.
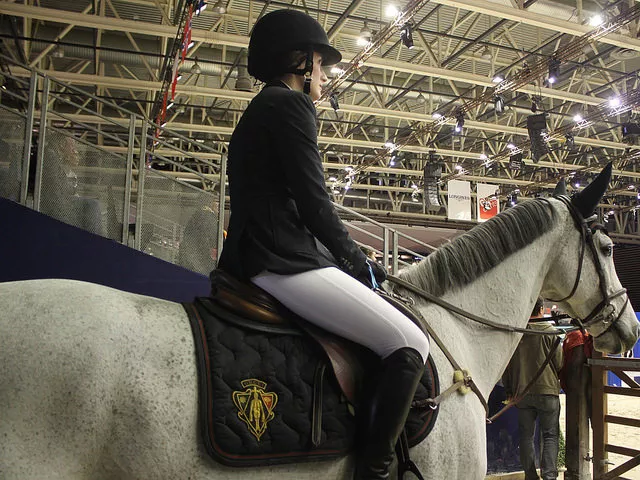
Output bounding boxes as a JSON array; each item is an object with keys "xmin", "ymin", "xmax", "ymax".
[{"xmin": 215, "ymin": 9, "xmax": 430, "ymax": 479}]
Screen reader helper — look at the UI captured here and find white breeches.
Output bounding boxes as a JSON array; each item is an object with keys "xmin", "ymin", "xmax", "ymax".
[{"xmin": 251, "ymin": 267, "xmax": 429, "ymax": 362}]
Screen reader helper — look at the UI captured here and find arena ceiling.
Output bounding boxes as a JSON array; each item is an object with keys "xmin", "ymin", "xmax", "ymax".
[{"xmin": 1, "ymin": 0, "xmax": 640, "ymax": 239}]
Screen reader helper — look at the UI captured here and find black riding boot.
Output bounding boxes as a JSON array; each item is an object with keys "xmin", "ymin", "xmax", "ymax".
[{"xmin": 354, "ymin": 347, "xmax": 425, "ymax": 480}]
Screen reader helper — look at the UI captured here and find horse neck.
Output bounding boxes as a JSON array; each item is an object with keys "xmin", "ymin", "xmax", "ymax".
[{"xmin": 426, "ymin": 215, "xmax": 564, "ymax": 398}]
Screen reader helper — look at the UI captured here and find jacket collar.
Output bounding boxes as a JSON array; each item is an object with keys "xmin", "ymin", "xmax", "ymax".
[{"xmin": 264, "ymin": 80, "xmax": 292, "ymax": 90}]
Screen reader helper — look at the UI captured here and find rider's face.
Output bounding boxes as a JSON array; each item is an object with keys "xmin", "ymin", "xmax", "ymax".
[{"xmin": 309, "ymin": 52, "xmax": 328, "ymax": 102}]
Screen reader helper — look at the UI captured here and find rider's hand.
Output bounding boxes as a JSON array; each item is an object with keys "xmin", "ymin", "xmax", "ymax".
[{"xmin": 356, "ymin": 259, "xmax": 387, "ymax": 289}]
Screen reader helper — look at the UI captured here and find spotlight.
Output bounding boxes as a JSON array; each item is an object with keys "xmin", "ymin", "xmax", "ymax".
[
  {"xmin": 494, "ymin": 94, "xmax": 505, "ymax": 114},
  {"xmin": 384, "ymin": 140, "xmax": 396, "ymax": 150},
  {"xmin": 565, "ymin": 133, "xmax": 575, "ymax": 151},
  {"xmin": 507, "ymin": 143, "xmax": 516, "ymax": 149},
  {"xmin": 479, "ymin": 153, "xmax": 488, "ymax": 161},
  {"xmin": 329, "ymin": 93, "xmax": 340, "ymax": 112},
  {"xmin": 573, "ymin": 113, "xmax": 584, "ymax": 123},
  {"xmin": 357, "ymin": 22, "xmax": 372, "ymax": 46},
  {"xmin": 492, "ymin": 74, "xmax": 504, "ymax": 83},
  {"xmin": 454, "ymin": 109, "xmax": 465, "ymax": 133},
  {"xmin": 432, "ymin": 112, "xmax": 443, "ymax": 120},
  {"xmin": 547, "ymin": 57, "xmax": 561, "ymax": 85},
  {"xmin": 527, "ymin": 113, "xmax": 549, "ymax": 162},
  {"xmin": 509, "ymin": 152, "xmax": 523, "ymax": 170},
  {"xmin": 330, "ymin": 66, "xmax": 345, "ymax": 75},
  {"xmin": 609, "ymin": 96, "xmax": 622, "ymax": 108},
  {"xmin": 390, "ymin": 150, "xmax": 398, "ymax": 166},
  {"xmin": 400, "ymin": 24, "xmax": 414, "ymax": 49}
]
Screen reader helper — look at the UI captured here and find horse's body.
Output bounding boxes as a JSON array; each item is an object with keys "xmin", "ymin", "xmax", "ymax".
[{"xmin": 1, "ymin": 193, "xmax": 638, "ymax": 480}]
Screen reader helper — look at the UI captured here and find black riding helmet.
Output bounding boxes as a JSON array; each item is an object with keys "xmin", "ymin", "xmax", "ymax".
[{"xmin": 248, "ymin": 9, "xmax": 341, "ymax": 93}]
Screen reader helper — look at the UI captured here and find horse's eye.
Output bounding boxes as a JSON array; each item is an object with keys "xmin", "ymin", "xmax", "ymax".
[{"xmin": 602, "ymin": 245, "xmax": 613, "ymax": 257}]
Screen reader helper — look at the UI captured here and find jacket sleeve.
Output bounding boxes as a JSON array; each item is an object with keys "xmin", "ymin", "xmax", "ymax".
[{"xmin": 267, "ymin": 92, "xmax": 367, "ymax": 277}]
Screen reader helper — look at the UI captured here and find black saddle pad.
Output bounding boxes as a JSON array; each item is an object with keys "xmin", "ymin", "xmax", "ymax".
[{"xmin": 183, "ymin": 297, "xmax": 439, "ymax": 467}]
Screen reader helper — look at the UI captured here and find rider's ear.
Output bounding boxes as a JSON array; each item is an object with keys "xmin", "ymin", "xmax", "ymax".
[
  {"xmin": 553, "ymin": 178, "xmax": 567, "ymax": 197},
  {"xmin": 571, "ymin": 162, "xmax": 612, "ymax": 218}
]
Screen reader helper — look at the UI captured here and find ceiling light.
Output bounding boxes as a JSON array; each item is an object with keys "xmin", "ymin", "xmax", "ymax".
[
  {"xmin": 416, "ymin": 93, "xmax": 426, "ymax": 104},
  {"xmin": 588, "ymin": 14, "xmax": 604, "ymax": 27},
  {"xmin": 211, "ymin": 0, "xmax": 226, "ymax": 14},
  {"xmin": 573, "ymin": 113, "xmax": 584, "ymax": 122},
  {"xmin": 492, "ymin": 74, "xmax": 504, "ymax": 83},
  {"xmin": 494, "ymin": 95, "xmax": 505, "ymax": 114},
  {"xmin": 455, "ymin": 164, "xmax": 463, "ymax": 171},
  {"xmin": 479, "ymin": 153, "xmax": 488, "ymax": 160},
  {"xmin": 190, "ymin": 58, "xmax": 202, "ymax": 74},
  {"xmin": 196, "ymin": 1, "xmax": 207, "ymax": 15},
  {"xmin": 385, "ymin": 4, "xmax": 399, "ymax": 17},
  {"xmin": 432, "ymin": 112, "xmax": 443, "ymax": 120},
  {"xmin": 52, "ymin": 46, "xmax": 64, "ymax": 58},
  {"xmin": 481, "ymin": 46, "xmax": 492, "ymax": 60},
  {"xmin": 330, "ymin": 66, "xmax": 345, "ymax": 75},
  {"xmin": 454, "ymin": 109, "xmax": 465, "ymax": 133},
  {"xmin": 507, "ymin": 143, "xmax": 516, "ymax": 149},
  {"xmin": 357, "ymin": 22, "xmax": 372, "ymax": 46}
]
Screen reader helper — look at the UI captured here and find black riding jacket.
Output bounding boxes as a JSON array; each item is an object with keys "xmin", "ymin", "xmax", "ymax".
[{"xmin": 217, "ymin": 81, "xmax": 367, "ymax": 280}]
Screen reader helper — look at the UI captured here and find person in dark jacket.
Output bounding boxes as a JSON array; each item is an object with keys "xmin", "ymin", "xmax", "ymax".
[
  {"xmin": 216, "ymin": 9, "xmax": 429, "ymax": 479},
  {"xmin": 502, "ymin": 298, "xmax": 563, "ymax": 480}
]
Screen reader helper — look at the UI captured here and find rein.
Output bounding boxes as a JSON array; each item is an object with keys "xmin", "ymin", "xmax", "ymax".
[{"xmin": 386, "ymin": 275, "xmax": 566, "ymax": 423}]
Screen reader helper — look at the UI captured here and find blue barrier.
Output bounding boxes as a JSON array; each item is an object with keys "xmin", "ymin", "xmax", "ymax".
[{"xmin": 0, "ymin": 198, "xmax": 209, "ymax": 302}]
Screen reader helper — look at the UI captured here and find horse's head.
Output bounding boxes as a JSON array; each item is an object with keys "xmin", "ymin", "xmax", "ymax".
[{"xmin": 543, "ymin": 164, "xmax": 640, "ymax": 354}]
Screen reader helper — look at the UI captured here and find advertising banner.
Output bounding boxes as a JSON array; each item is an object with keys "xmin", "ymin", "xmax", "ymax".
[
  {"xmin": 447, "ymin": 180, "xmax": 471, "ymax": 220},
  {"xmin": 476, "ymin": 183, "xmax": 500, "ymax": 222}
]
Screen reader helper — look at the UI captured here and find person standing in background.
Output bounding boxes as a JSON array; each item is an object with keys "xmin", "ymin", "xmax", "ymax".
[{"xmin": 502, "ymin": 298, "xmax": 563, "ymax": 480}]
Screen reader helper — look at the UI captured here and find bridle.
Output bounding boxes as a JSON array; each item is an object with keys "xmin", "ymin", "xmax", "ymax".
[{"xmin": 545, "ymin": 196, "xmax": 630, "ymax": 338}]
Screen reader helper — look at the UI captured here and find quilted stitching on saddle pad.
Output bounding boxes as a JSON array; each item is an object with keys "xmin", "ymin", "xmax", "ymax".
[{"xmin": 183, "ymin": 297, "xmax": 439, "ymax": 467}]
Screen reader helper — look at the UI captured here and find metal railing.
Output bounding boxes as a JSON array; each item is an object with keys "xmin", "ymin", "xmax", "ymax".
[{"xmin": 0, "ymin": 52, "xmax": 436, "ymax": 275}]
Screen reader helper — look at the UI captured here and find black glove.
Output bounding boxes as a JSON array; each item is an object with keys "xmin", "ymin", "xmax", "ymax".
[{"xmin": 356, "ymin": 258, "xmax": 387, "ymax": 289}]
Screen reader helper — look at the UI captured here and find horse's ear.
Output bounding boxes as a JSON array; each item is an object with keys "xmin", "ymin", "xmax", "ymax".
[
  {"xmin": 571, "ymin": 162, "xmax": 612, "ymax": 217},
  {"xmin": 553, "ymin": 178, "xmax": 567, "ymax": 197}
]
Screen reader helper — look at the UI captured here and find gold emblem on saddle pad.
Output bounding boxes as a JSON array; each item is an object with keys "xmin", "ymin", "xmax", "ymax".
[{"xmin": 232, "ymin": 379, "xmax": 278, "ymax": 441}]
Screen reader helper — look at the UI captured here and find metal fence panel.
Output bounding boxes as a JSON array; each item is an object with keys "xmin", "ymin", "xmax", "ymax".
[
  {"xmin": 0, "ymin": 108, "xmax": 27, "ymax": 202},
  {"xmin": 38, "ymin": 127, "xmax": 128, "ymax": 240},
  {"xmin": 139, "ymin": 167, "xmax": 220, "ymax": 275}
]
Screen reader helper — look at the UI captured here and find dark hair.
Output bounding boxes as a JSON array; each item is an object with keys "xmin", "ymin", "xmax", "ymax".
[
  {"xmin": 266, "ymin": 50, "xmax": 309, "ymax": 82},
  {"xmin": 531, "ymin": 297, "xmax": 544, "ymax": 318}
]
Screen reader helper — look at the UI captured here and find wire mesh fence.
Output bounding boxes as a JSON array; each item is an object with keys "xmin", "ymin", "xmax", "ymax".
[
  {"xmin": 0, "ymin": 107, "xmax": 27, "ymax": 203},
  {"xmin": 38, "ymin": 127, "xmax": 128, "ymax": 240},
  {"xmin": 139, "ymin": 167, "xmax": 220, "ymax": 275}
]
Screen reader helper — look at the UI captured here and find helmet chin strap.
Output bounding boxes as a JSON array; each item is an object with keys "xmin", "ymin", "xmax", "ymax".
[{"xmin": 291, "ymin": 47, "xmax": 314, "ymax": 95}]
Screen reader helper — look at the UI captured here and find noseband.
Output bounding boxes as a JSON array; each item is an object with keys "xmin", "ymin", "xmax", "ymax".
[{"xmin": 546, "ymin": 196, "xmax": 630, "ymax": 338}]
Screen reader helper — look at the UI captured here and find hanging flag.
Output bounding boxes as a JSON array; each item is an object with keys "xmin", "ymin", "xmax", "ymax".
[
  {"xmin": 171, "ymin": 49, "xmax": 181, "ymax": 99},
  {"xmin": 447, "ymin": 180, "xmax": 472, "ymax": 220},
  {"xmin": 182, "ymin": 5, "xmax": 194, "ymax": 62},
  {"xmin": 476, "ymin": 183, "xmax": 500, "ymax": 222}
]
